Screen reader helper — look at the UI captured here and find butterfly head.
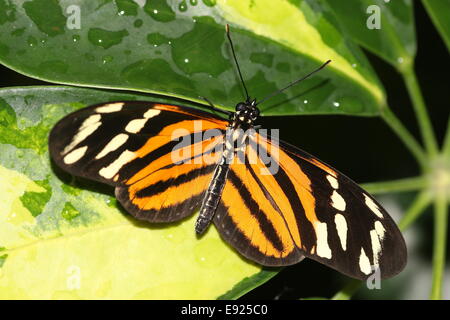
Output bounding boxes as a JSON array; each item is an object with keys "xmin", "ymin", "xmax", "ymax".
[{"xmin": 234, "ymin": 99, "xmax": 259, "ymax": 125}]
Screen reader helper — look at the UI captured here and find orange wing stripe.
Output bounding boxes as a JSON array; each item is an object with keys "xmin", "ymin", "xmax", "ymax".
[
  {"xmin": 221, "ymin": 179, "xmax": 291, "ymax": 258},
  {"xmin": 245, "ymin": 144, "xmax": 302, "ymax": 248},
  {"xmin": 127, "ymin": 135, "xmax": 222, "ymax": 185},
  {"xmin": 130, "ymin": 172, "xmax": 212, "ymax": 210},
  {"xmin": 304, "ymin": 158, "xmax": 337, "ymax": 177},
  {"xmin": 255, "ymin": 134, "xmax": 320, "ymax": 227},
  {"xmin": 154, "ymin": 104, "xmax": 229, "ymax": 126},
  {"xmin": 134, "ymin": 120, "xmax": 226, "ymax": 160},
  {"xmin": 230, "ymin": 161, "xmax": 296, "ymax": 256}
]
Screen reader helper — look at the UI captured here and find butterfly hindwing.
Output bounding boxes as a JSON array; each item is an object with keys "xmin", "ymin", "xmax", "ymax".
[
  {"xmin": 49, "ymin": 101, "xmax": 228, "ymax": 222},
  {"xmin": 214, "ymin": 131, "xmax": 406, "ymax": 280}
]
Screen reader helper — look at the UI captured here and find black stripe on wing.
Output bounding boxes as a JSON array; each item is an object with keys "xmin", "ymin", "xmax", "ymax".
[{"xmin": 49, "ymin": 101, "xmax": 228, "ymax": 186}]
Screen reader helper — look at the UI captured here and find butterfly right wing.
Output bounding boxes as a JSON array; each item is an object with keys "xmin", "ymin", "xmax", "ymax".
[
  {"xmin": 49, "ymin": 101, "xmax": 228, "ymax": 222},
  {"xmin": 213, "ymin": 131, "xmax": 406, "ymax": 280}
]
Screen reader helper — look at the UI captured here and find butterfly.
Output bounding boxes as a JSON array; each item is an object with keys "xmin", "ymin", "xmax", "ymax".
[{"xmin": 48, "ymin": 25, "xmax": 406, "ymax": 280}]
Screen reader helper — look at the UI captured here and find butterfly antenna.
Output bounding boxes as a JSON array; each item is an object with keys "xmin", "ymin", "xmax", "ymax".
[
  {"xmin": 257, "ymin": 60, "xmax": 332, "ymax": 106},
  {"xmin": 226, "ymin": 24, "xmax": 250, "ymax": 101}
]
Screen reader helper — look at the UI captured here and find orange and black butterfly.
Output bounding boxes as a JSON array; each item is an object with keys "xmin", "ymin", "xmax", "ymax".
[{"xmin": 49, "ymin": 26, "xmax": 406, "ymax": 280}]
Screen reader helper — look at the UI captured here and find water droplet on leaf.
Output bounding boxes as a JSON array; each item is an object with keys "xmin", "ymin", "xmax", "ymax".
[
  {"xmin": 133, "ymin": 19, "xmax": 143, "ymax": 28},
  {"xmin": 179, "ymin": 0, "xmax": 187, "ymax": 12},
  {"xmin": 27, "ymin": 36, "xmax": 37, "ymax": 47},
  {"xmin": 102, "ymin": 55, "xmax": 114, "ymax": 64}
]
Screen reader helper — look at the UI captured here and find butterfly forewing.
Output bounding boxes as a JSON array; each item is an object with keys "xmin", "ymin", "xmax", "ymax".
[{"xmin": 49, "ymin": 101, "xmax": 228, "ymax": 222}]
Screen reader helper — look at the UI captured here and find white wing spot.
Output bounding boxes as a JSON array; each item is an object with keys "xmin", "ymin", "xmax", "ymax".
[
  {"xmin": 334, "ymin": 214, "xmax": 348, "ymax": 251},
  {"xmin": 125, "ymin": 109, "xmax": 161, "ymax": 133},
  {"xmin": 370, "ymin": 221, "xmax": 386, "ymax": 267},
  {"xmin": 95, "ymin": 102, "xmax": 124, "ymax": 113},
  {"xmin": 63, "ymin": 146, "xmax": 88, "ymax": 164},
  {"xmin": 370, "ymin": 229, "xmax": 382, "ymax": 266},
  {"xmin": 331, "ymin": 190, "xmax": 346, "ymax": 211},
  {"xmin": 143, "ymin": 109, "xmax": 161, "ymax": 118},
  {"xmin": 62, "ymin": 114, "xmax": 101, "ymax": 154},
  {"xmin": 315, "ymin": 222, "xmax": 332, "ymax": 259},
  {"xmin": 364, "ymin": 194, "xmax": 383, "ymax": 218},
  {"xmin": 99, "ymin": 150, "xmax": 135, "ymax": 179},
  {"xmin": 125, "ymin": 118, "xmax": 148, "ymax": 134},
  {"xmin": 375, "ymin": 221, "xmax": 386, "ymax": 239},
  {"xmin": 359, "ymin": 248, "xmax": 372, "ymax": 275},
  {"xmin": 95, "ymin": 133, "xmax": 129, "ymax": 159},
  {"xmin": 326, "ymin": 174, "xmax": 339, "ymax": 189}
]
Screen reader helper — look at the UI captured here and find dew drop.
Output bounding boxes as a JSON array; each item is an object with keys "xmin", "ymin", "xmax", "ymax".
[
  {"xmin": 61, "ymin": 202, "xmax": 80, "ymax": 221},
  {"xmin": 72, "ymin": 35, "xmax": 80, "ymax": 42},
  {"xmin": 134, "ymin": 19, "xmax": 143, "ymax": 28},
  {"xmin": 397, "ymin": 57, "xmax": 404, "ymax": 64},
  {"xmin": 190, "ymin": 0, "xmax": 198, "ymax": 5},
  {"xmin": 333, "ymin": 101, "xmax": 340, "ymax": 107},
  {"xmin": 352, "ymin": 63, "xmax": 357, "ymax": 68},
  {"xmin": 303, "ymin": 99, "xmax": 308, "ymax": 104},
  {"xmin": 27, "ymin": 36, "xmax": 37, "ymax": 47},
  {"xmin": 179, "ymin": 0, "xmax": 187, "ymax": 12},
  {"xmin": 118, "ymin": 10, "xmax": 125, "ymax": 16},
  {"xmin": 164, "ymin": 229, "xmax": 186, "ymax": 243},
  {"xmin": 102, "ymin": 55, "xmax": 114, "ymax": 64},
  {"xmin": 202, "ymin": 0, "xmax": 216, "ymax": 7},
  {"xmin": 184, "ymin": 58, "xmax": 189, "ymax": 63}
]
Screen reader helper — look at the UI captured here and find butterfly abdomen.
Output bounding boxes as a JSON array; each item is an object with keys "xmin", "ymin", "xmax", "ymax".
[{"xmin": 195, "ymin": 138, "xmax": 234, "ymax": 234}]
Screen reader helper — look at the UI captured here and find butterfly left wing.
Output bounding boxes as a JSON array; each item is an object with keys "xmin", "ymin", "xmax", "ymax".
[
  {"xmin": 49, "ymin": 101, "xmax": 228, "ymax": 223},
  {"xmin": 214, "ymin": 131, "xmax": 406, "ymax": 280}
]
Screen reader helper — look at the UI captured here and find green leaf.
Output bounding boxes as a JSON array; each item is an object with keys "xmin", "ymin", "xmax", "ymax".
[
  {"xmin": 0, "ymin": 0, "xmax": 384, "ymax": 115},
  {"xmin": 0, "ymin": 86, "xmax": 273, "ymax": 299},
  {"xmin": 218, "ymin": 269, "xmax": 279, "ymax": 299},
  {"xmin": 322, "ymin": 0, "xmax": 416, "ymax": 70},
  {"xmin": 422, "ymin": 0, "xmax": 450, "ymax": 52}
]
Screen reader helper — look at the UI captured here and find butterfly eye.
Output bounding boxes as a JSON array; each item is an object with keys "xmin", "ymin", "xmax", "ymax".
[{"xmin": 236, "ymin": 103, "xmax": 246, "ymax": 111}]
